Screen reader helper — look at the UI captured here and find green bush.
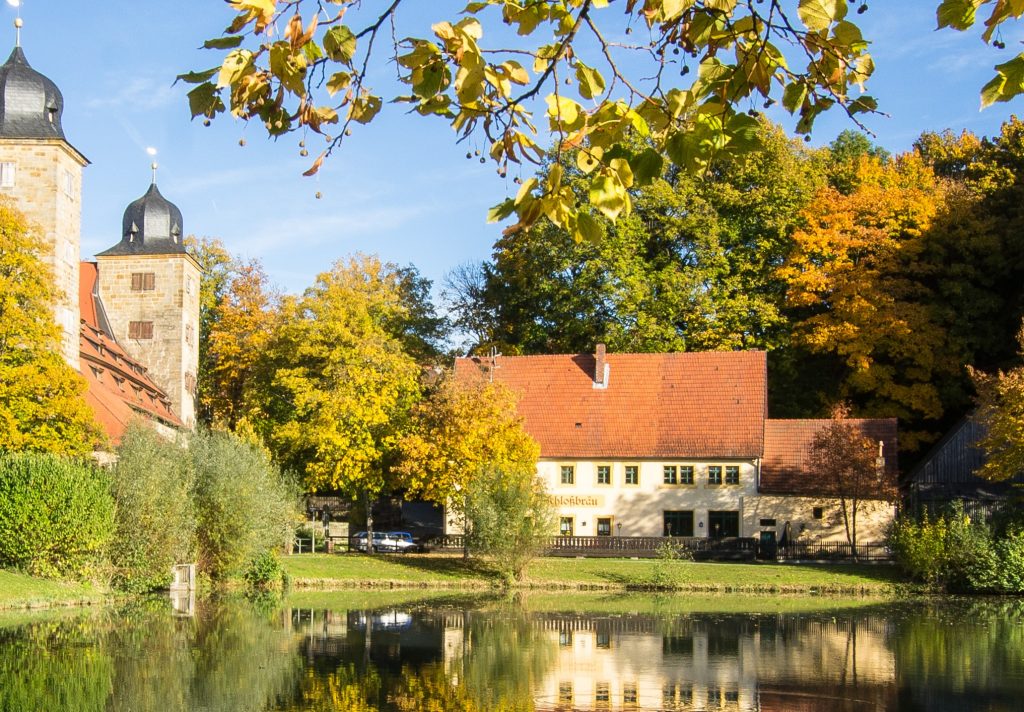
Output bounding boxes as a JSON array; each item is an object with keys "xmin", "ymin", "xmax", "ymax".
[
  {"xmin": 243, "ymin": 550, "xmax": 286, "ymax": 590},
  {"xmin": 108, "ymin": 424, "xmax": 196, "ymax": 593},
  {"xmin": 190, "ymin": 430, "xmax": 298, "ymax": 580},
  {"xmin": 0, "ymin": 452, "xmax": 114, "ymax": 578},
  {"xmin": 890, "ymin": 502, "xmax": 1024, "ymax": 593}
]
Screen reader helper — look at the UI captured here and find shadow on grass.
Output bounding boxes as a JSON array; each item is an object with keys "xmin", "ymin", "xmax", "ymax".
[{"xmin": 374, "ymin": 553, "xmax": 498, "ymax": 581}]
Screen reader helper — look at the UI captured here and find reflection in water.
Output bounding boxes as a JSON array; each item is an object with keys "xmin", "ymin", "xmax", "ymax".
[{"xmin": 0, "ymin": 595, "xmax": 1022, "ymax": 710}]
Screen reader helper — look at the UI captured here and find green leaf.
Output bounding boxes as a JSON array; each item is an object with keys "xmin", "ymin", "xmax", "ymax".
[
  {"xmin": 269, "ymin": 42, "xmax": 307, "ymax": 96},
  {"xmin": 574, "ymin": 212, "xmax": 603, "ymax": 243},
  {"xmin": 187, "ymin": 82, "xmax": 225, "ymax": 119},
  {"xmin": 782, "ymin": 81, "xmax": 809, "ymax": 113},
  {"xmin": 798, "ymin": 0, "xmax": 845, "ymax": 32},
  {"xmin": 631, "ymin": 148, "xmax": 664, "ymax": 185},
  {"xmin": 217, "ymin": 49, "xmax": 254, "ymax": 89},
  {"xmin": 981, "ymin": 54, "xmax": 1024, "ymax": 107},
  {"xmin": 936, "ymin": 0, "xmax": 978, "ymax": 30},
  {"xmin": 175, "ymin": 68, "xmax": 218, "ymax": 85},
  {"xmin": 589, "ymin": 175, "xmax": 629, "ymax": 221},
  {"xmin": 349, "ymin": 95, "xmax": 382, "ymax": 124},
  {"xmin": 202, "ymin": 36, "xmax": 245, "ymax": 50},
  {"xmin": 326, "ymin": 72, "xmax": 351, "ymax": 97},
  {"xmin": 487, "ymin": 199, "xmax": 516, "ymax": 223},
  {"xmin": 323, "ymin": 26, "xmax": 357, "ymax": 63},
  {"xmin": 575, "ymin": 62, "xmax": 606, "ymax": 100}
]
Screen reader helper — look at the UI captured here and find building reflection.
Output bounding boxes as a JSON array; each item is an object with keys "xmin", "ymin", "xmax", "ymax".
[{"xmin": 288, "ymin": 605, "xmax": 898, "ymax": 711}]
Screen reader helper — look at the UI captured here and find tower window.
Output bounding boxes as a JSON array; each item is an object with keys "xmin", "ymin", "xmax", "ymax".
[
  {"xmin": 0, "ymin": 162, "xmax": 15, "ymax": 188},
  {"xmin": 131, "ymin": 272, "xmax": 156, "ymax": 291},
  {"xmin": 128, "ymin": 321, "xmax": 153, "ymax": 339},
  {"xmin": 62, "ymin": 168, "xmax": 74, "ymax": 197},
  {"xmin": 185, "ymin": 323, "xmax": 194, "ymax": 346}
]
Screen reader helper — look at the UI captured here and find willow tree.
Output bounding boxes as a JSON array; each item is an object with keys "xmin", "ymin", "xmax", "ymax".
[
  {"xmin": 259, "ymin": 255, "xmax": 421, "ymax": 539},
  {"xmin": 0, "ymin": 200, "xmax": 101, "ymax": 455}
]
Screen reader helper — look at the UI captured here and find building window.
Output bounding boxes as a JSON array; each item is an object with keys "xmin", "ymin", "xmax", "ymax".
[
  {"xmin": 560, "ymin": 465, "xmax": 574, "ymax": 485},
  {"xmin": 186, "ymin": 275, "xmax": 193, "ymax": 295},
  {"xmin": 131, "ymin": 272, "xmax": 156, "ymax": 291},
  {"xmin": 559, "ymin": 517, "xmax": 574, "ymax": 536},
  {"xmin": 185, "ymin": 372, "xmax": 197, "ymax": 395},
  {"xmin": 558, "ymin": 682, "xmax": 573, "ymax": 705},
  {"xmin": 707, "ymin": 465, "xmax": 723, "ymax": 485},
  {"xmin": 680, "ymin": 465, "xmax": 694, "ymax": 484},
  {"xmin": 596, "ymin": 517, "xmax": 612, "ymax": 536},
  {"xmin": 0, "ymin": 162, "xmax": 15, "ymax": 188},
  {"xmin": 62, "ymin": 168, "xmax": 74, "ymax": 197},
  {"xmin": 595, "ymin": 682, "xmax": 610, "ymax": 707},
  {"xmin": 596, "ymin": 630, "xmax": 611, "ymax": 648},
  {"xmin": 623, "ymin": 683, "xmax": 638, "ymax": 707},
  {"xmin": 663, "ymin": 465, "xmax": 677, "ymax": 485},
  {"xmin": 624, "ymin": 465, "xmax": 639, "ymax": 485},
  {"xmin": 596, "ymin": 464, "xmax": 611, "ymax": 485},
  {"xmin": 185, "ymin": 323, "xmax": 194, "ymax": 345},
  {"xmin": 709, "ymin": 510, "xmax": 740, "ymax": 538},
  {"xmin": 128, "ymin": 321, "xmax": 153, "ymax": 339},
  {"xmin": 813, "ymin": 506, "xmax": 824, "ymax": 519},
  {"xmin": 760, "ymin": 518, "xmax": 777, "ymax": 527},
  {"xmin": 663, "ymin": 510, "xmax": 694, "ymax": 537},
  {"xmin": 559, "ymin": 630, "xmax": 573, "ymax": 647},
  {"xmin": 725, "ymin": 465, "xmax": 740, "ymax": 485}
]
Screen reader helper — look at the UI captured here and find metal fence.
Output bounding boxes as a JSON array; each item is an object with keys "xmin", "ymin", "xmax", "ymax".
[{"xmin": 776, "ymin": 541, "xmax": 892, "ymax": 562}]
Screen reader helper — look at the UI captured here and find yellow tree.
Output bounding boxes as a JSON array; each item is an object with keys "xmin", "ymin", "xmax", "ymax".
[
  {"xmin": 261, "ymin": 255, "xmax": 421, "ymax": 529},
  {"xmin": 971, "ymin": 324, "xmax": 1024, "ymax": 482},
  {"xmin": 205, "ymin": 259, "xmax": 280, "ymax": 430},
  {"xmin": 779, "ymin": 153, "xmax": 961, "ymax": 448},
  {"xmin": 397, "ymin": 374, "xmax": 539, "ymax": 508},
  {"xmin": 0, "ymin": 200, "xmax": 101, "ymax": 455}
]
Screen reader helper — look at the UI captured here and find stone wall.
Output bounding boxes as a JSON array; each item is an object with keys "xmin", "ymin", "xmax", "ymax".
[
  {"xmin": 0, "ymin": 138, "xmax": 86, "ymax": 369},
  {"xmin": 95, "ymin": 252, "xmax": 201, "ymax": 427}
]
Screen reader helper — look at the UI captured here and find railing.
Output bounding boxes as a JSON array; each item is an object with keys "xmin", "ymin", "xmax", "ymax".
[
  {"xmin": 776, "ymin": 542, "xmax": 892, "ymax": 562},
  {"xmin": 428, "ymin": 535, "xmax": 756, "ymax": 559}
]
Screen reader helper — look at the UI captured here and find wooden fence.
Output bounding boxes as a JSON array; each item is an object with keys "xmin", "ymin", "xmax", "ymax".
[{"xmin": 425, "ymin": 535, "xmax": 890, "ymax": 561}]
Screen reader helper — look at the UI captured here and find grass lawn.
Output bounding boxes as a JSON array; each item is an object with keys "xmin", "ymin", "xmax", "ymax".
[
  {"xmin": 0, "ymin": 569, "xmax": 107, "ymax": 610},
  {"xmin": 282, "ymin": 553, "xmax": 905, "ymax": 595}
]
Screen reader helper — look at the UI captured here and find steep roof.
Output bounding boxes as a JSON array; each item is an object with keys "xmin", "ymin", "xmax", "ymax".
[
  {"xmin": 79, "ymin": 262, "xmax": 181, "ymax": 442},
  {"xmin": 96, "ymin": 182, "xmax": 187, "ymax": 257},
  {"xmin": 761, "ymin": 418, "xmax": 898, "ymax": 496},
  {"xmin": 0, "ymin": 46, "xmax": 66, "ymax": 140},
  {"xmin": 455, "ymin": 349, "xmax": 767, "ymax": 459}
]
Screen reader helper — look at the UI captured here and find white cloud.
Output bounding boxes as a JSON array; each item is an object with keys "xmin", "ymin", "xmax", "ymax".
[{"xmin": 84, "ymin": 75, "xmax": 178, "ymax": 112}]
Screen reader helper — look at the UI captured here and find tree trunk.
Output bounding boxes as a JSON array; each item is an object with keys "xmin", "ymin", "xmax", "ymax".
[
  {"xmin": 365, "ymin": 490, "xmax": 374, "ymax": 556},
  {"xmin": 840, "ymin": 495, "xmax": 855, "ymax": 560}
]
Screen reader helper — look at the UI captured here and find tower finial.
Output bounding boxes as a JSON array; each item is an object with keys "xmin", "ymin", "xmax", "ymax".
[
  {"xmin": 13, "ymin": 17, "xmax": 21, "ymax": 48},
  {"xmin": 151, "ymin": 161, "xmax": 158, "ymax": 184}
]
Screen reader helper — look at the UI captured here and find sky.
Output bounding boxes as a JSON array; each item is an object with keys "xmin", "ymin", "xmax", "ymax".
[{"xmin": 8, "ymin": 1, "xmax": 1024, "ymax": 298}]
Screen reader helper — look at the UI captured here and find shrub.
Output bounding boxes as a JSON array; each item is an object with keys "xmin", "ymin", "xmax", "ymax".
[
  {"xmin": 464, "ymin": 464, "xmax": 555, "ymax": 585},
  {"xmin": 108, "ymin": 424, "xmax": 196, "ymax": 593},
  {"xmin": 244, "ymin": 550, "xmax": 286, "ymax": 590},
  {"xmin": 0, "ymin": 452, "xmax": 114, "ymax": 578},
  {"xmin": 190, "ymin": 430, "xmax": 298, "ymax": 580}
]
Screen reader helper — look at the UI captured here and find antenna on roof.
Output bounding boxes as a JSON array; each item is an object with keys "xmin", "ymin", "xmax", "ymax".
[{"xmin": 488, "ymin": 345, "xmax": 501, "ymax": 383}]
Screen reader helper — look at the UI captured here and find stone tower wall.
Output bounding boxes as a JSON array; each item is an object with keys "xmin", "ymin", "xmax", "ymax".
[
  {"xmin": 0, "ymin": 138, "xmax": 86, "ymax": 369},
  {"xmin": 95, "ymin": 252, "xmax": 201, "ymax": 427}
]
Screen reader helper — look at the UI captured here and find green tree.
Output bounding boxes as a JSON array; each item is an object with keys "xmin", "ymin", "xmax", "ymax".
[
  {"xmin": 0, "ymin": 452, "xmax": 114, "ymax": 579},
  {"xmin": 186, "ymin": 236, "xmax": 234, "ymax": 427},
  {"xmin": 257, "ymin": 255, "xmax": 421, "ymax": 534},
  {"xmin": 108, "ymin": 423, "xmax": 196, "ymax": 592},
  {"xmin": 187, "ymin": 2, "xmax": 1023, "ymax": 234},
  {"xmin": 0, "ymin": 200, "xmax": 102, "ymax": 455},
  {"xmin": 970, "ymin": 324, "xmax": 1024, "ymax": 483},
  {"xmin": 464, "ymin": 464, "xmax": 554, "ymax": 585}
]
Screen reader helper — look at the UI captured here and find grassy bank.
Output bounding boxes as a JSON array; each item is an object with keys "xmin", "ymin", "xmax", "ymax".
[
  {"xmin": 283, "ymin": 553, "xmax": 905, "ymax": 595},
  {"xmin": 0, "ymin": 569, "xmax": 107, "ymax": 610}
]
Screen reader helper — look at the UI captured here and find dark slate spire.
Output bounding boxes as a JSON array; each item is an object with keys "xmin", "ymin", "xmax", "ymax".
[
  {"xmin": 0, "ymin": 46, "xmax": 66, "ymax": 140},
  {"xmin": 97, "ymin": 181, "xmax": 186, "ymax": 257}
]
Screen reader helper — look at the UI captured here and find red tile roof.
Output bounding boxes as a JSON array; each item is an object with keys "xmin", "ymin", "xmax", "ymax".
[
  {"xmin": 761, "ymin": 419, "xmax": 898, "ymax": 495},
  {"xmin": 455, "ymin": 350, "xmax": 767, "ymax": 459},
  {"xmin": 79, "ymin": 262, "xmax": 181, "ymax": 443}
]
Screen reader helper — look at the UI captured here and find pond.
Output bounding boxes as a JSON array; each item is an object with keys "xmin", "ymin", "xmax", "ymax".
[{"xmin": 1, "ymin": 592, "xmax": 1022, "ymax": 711}]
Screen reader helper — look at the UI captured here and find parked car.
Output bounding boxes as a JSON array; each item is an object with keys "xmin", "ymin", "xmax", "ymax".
[{"xmin": 351, "ymin": 531, "xmax": 419, "ymax": 553}]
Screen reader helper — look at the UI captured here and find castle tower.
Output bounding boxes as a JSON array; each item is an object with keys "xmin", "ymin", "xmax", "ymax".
[
  {"xmin": 0, "ymin": 35, "xmax": 88, "ymax": 369},
  {"xmin": 95, "ymin": 172, "xmax": 200, "ymax": 428}
]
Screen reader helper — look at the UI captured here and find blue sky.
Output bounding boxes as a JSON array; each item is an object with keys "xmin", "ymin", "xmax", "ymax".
[{"xmin": 9, "ymin": 2, "xmax": 1024, "ymax": 297}]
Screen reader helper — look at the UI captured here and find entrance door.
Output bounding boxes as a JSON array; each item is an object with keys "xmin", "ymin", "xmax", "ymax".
[
  {"xmin": 663, "ymin": 511, "xmax": 694, "ymax": 537},
  {"xmin": 708, "ymin": 511, "xmax": 740, "ymax": 538}
]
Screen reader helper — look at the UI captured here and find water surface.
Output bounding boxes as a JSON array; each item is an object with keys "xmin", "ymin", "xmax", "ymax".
[{"xmin": 1, "ymin": 593, "xmax": 1021, "ymax": 711}]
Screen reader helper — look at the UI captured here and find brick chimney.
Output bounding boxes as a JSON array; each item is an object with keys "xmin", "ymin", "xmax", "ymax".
[{"xmin": 594, "ymin": 343, "xmax": 608, "ymax": 388}]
